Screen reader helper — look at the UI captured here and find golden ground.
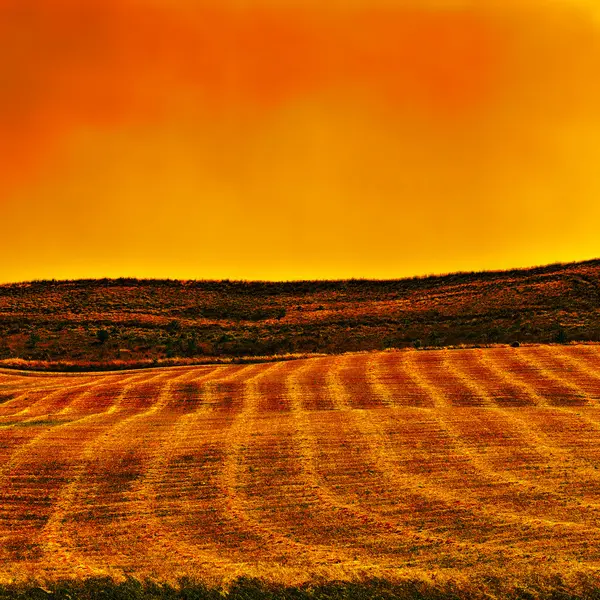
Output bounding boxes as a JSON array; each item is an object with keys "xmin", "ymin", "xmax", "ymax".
[{"xmin": 1, "ymin": 344, "xmax": 600, "ymax": 587}]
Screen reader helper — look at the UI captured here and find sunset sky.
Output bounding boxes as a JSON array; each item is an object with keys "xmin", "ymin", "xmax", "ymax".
[{"xmin": 2, "ymin": 0, "xmax": 600, "ymax": 282}]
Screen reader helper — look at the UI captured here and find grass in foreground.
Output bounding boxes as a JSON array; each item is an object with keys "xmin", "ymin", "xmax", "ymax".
[{"xmin": 2, "ymin": 575, "xmax": 600, "ymax": 600}]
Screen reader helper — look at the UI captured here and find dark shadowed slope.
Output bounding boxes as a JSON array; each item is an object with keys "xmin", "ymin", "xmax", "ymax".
[{"xmin": 1, "ymin": 259, "xmax": 600, "ymax": 368}]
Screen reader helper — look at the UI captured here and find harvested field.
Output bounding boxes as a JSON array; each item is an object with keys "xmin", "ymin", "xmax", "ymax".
[{"xmin": 2, "ymin": 344, "xmax": 600, "ymax": 591}]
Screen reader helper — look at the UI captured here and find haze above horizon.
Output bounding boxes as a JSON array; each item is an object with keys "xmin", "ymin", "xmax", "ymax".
[{"xmin": 2, "ymin": 0, "xmax": 600, "ymax": 283}]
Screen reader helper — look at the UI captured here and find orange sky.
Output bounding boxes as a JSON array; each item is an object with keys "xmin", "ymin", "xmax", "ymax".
[{"xmin": 2, "ymin": 0, "xmax": 600, "ymax": 282}]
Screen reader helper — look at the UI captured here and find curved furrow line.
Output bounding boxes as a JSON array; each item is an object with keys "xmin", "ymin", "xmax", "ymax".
[
  {"xmin": 0, "ymin": 374, "xmax": 138, "ymax": 469},
  {"xmin": 0, "ymin": 370, "xmax": 160, "ymax": 509},
  {"xmin": 253, "ymin": 357, "xmax": 390, "ymax": 568},
  {"xmin": 447, "ymin": 348, "xmax": 525, "ymax": 407},
  {"xmin": 187, "ymin": 359, "xmax": 385, "ymax": 577},
  {"xmin": 401, "ymin": 352, "xmax": 453, "ymax": 412},
  {"xmin": 290, "ymin": 356, "xmax": 335, "ymax": 411},
  {"xmin": 37, "ymin": 369, "xmax": 206, "ymax": 579},
  {"xmin": 447, "ymin": 350, "xmax": 571, "ymax": 456},
  {"xmin": 0, "ymin": 380, "xmax": 93, "ymax": 419},
  {"xmin": 36, "ymin": 369, "xmax": 197, "ymax": 579},
  {"xmin": 286, "ymin": 356, "xmax": 498, "ymax": 569},
  {"xmin": 344, "ymin": 353, "xmax": 600, "ymax": 557},
  {"xmin": 443, "ymin": 350, "xmax": 600, "ymax": 515},
  {"xmin": 486, "ymin": 349, "xmax": 600, "ymax": 469},
  {"xmin": 0, "ymin": 380, "xmax": 81, "ymax": 416},
  {"xmin": 140, "ymin": 363, "xmax": 291, "ymax": 574},
  {"xmin": 0, "ymin": 372, "xmax": 160, "ymax": 575},
  {"xmin": 475, "ymin": 344, "xmax": 600, "ymax": 439},
  {"xmin": 367, "ymin": 351, "xmax": 470, "ymax": 408},
  {"xmin": 254, "ymin": 360, "xmax": 300, "ymax": 413},
  {"xmin": 0, "ymin": 369, "xmax": 151, "ymax": 480},
  {"xmin": 402, "ymin": 351, "xmax": 600, "ymax": 531},
  {"xmin": 545, "ymin": 346, "xmax": 600, "ymax": 405},
  {"xmin": 0, "ymin": 401, "xmax": 70, "ymax": 470},
  {"xmin": 104, "ymin": 366, "xmax": 251, "ymax": 579},
  {"xmin": 477, "ymin": 349, "xmax": 547, "ymax": 407},
  {"xmin": 321, "ymin": 354, "xmax": 538, "ymax": 566},
  {"xmin": 0, "ymin": 387, "xmax": 120, "ymax": 484},
  {"xmin": 229, "ymin": 356, "xmax": 448, "ymax": 574},
  {"xmin": 511, "ymin": 347, "xmax": 588, "ymax": 407},
  {"xmin": 215, "ymin": 361, "xmax": 346, "ymax": 565},
  {"xmin": 41, "ymin": 374, "xmax": 137, "ymax": 419},
  {"xmin": 511, "ymin": 344, "xmax": 600, "ymax": 416},
  {"xmin": 35, "ymin": 372, "xmax": 153, "ymax": 576},
  {"xmin": 148, "ymin": 361, "xmax": 368, "ymax": 580},
  {"xmin": 218, "ymin": 362, "xmax": 282, "ymax": 520},
  {"xmin": 403, "ymin": 350, "xmax": 490, "ymax": 408},
  {"xmin": 502, "ymin": 348, "xmax": 600, "ymax": 478},
  {"xmin": 367, "ymin": 352, "xmax": 539, "ymax": 507},
  {"xmin": 413, "ymin": 350, "xmax": 574, "ymax": 481},
  {"xmin": 363, "ymin": 353, "xmax": 398, "ymax": 408},
  {"xmin": 563, "ymin": 345, "xmax": 600, "ymax": 370},
  {"xmin": 486, "ymin": 348, "xmax": 579, "ymax": 407},
  {"xmin": 0, "ymin": 377, "xmax": 101, "ymax": 423},
  {"xmin": 0, "ymin": 373, "xmax": 141, "ymax": 464},
  {"xmin": 370, "ymin": 351, "xmax": 435, "ymax": 408},
  {"xmin": 55, "ymin": 374, "xmax": 142, "ymax": 419}
]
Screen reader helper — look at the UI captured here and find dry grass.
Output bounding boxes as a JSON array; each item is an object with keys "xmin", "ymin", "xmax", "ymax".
[
  {"xmin": 2, "ymin": 344, "xmax": 600, "ymax": 596},
  {"xmin": 3, "ymin": 258, "xmax": 600, "ymax": 368}
]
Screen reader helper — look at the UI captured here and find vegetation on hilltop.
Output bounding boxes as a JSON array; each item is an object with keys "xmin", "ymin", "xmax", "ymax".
[{"xmin": 1, "ymin": 259, "xmax": 600, "ymax": 369}]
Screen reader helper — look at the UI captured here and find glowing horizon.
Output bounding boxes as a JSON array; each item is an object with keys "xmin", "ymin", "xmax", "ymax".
[{"xmin": 2, "ymin": 0, "xmax": 600, "ymax": 283}]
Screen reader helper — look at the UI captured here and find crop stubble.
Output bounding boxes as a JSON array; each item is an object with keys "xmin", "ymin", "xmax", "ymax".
[{"xmin": 1, "ymin": 345, "xmax": 600, "ymax": 584}]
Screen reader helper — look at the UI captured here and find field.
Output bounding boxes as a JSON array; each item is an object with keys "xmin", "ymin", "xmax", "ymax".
[
  {"xmin": 2, "ymin": 343, "xmax": 600, "ymax": 596},
  {"xmin": 3, "ymin": 259, "xmax": 600, "ymax": 369}
]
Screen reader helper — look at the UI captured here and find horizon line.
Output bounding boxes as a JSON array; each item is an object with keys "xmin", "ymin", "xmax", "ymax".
[{"xmin": 2, "ymin": 257, "xmax": 599, "ymax": 287}]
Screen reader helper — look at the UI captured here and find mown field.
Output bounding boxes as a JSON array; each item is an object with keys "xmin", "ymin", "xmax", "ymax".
[
  {"xmin": 2, "ymin": 343, "xmax": 600, "ymax": 597},
  {"xmin": 2, "ymin": 259, "xmax": 600, "ymax": 369}
]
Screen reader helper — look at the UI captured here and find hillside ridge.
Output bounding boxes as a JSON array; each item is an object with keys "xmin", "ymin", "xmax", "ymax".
[
  {"xmin": 1, "ymin": 258, "xmax": 600, "ymax": 368},
  {"xmin": 4, "ymin": 257, "xmax": 600, "ymax": 289}
]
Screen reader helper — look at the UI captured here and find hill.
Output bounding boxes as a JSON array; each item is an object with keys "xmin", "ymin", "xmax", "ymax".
[
  {"xmin": 1, "ymin": 259, "xmax": 600, "ymax": 369},
  {"xmin": 2, "ymin": 344, "xmax": 600, "ymax": 597}
]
